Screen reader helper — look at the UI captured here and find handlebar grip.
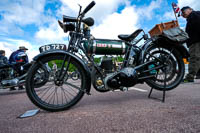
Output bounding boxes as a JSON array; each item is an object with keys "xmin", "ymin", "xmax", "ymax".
[{"xmin": 82, "ymin": 1, "xmax": 96, "ymax": 14}]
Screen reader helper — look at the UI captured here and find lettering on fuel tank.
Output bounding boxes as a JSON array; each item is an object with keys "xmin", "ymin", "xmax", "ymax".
[
  {"xmin": 96, "ymin": 43, "xmax": 107, "ymax": 47},
  {"xmin": 96, "ymin": 43, "xmax": 121, "ymax": 48}
]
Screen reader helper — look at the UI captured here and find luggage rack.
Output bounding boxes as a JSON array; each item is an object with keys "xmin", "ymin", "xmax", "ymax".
[{"xmin": 149, "ymin": 20, "xmax": 179, "ymax": 37}]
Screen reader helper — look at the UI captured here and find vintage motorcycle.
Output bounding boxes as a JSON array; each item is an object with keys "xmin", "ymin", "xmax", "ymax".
[
  {"xmin": 0, "ymin": 53, "xmax": 31, "ymax": 90},
  {"xmin": 25, "ymin": 1, "xmax": 189, "ymax": 112}
]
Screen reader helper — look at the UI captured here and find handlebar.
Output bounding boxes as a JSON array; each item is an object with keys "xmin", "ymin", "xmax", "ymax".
[
  {"xmin": 82, "ymin": 1, "xmax": 96, "ymax": 15},
  {"xmin": 59, "ymin": 1, "xmax": 96, "ymax": 33}
]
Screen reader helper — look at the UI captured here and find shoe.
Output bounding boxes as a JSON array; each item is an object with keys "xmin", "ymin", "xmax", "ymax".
[
  {"xmin": 195, "ymin": 76, "xmax": 200, "ymax": 79},
  {"xmin": 18, "ymin": 86, "xmax": 24, "ymax": 90},
  {"xmin": 10, "ymin": 87, "xmax": 16, "ymax": 91},
  {"xmin": 182, "ymin": 78, "xmax": 194, "ymax": 83}
]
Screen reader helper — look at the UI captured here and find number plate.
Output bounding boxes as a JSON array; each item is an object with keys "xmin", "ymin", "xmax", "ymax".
[{"xmin": 39, "ymin": 44, "xmax": 67, "ymax": 53}]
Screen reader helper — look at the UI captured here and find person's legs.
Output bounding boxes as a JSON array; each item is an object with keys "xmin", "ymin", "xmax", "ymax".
[
  {"xmin": 194, "ymin": 42, "xmax": 200, "ymax": 75},
  {"xmin": 18, "ymin": 85, "xmax": 24, "ymax": 90},
  {"xmin": 196, "ymin": 69, "xmax": 200, "ymax": 79},
  {"xmin": 184, "ymin": 42, "xmax": 200, "ymax": 82},
  {"xmin": 10, "ymin": 87, "xmax": 16, "ymax": 91}
]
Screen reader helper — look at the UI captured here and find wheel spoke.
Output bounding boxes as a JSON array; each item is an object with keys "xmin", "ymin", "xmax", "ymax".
[
  {"xmin": 61, "ymin": 86, "xmax": 70, "ymax": 103},
  {"xmin": 67, "ymin": 84, "xmax": 79, "ymax": 95},
  {"xmin": 62, "ymin": 87, "xmax": 77, "ymax": 99},
  {"xmin": 65, "ymin": 82, "xmax": 81, "ymax": 91},
  {"xmin": 38, "ymin": 85, "xmax": 54, "ymax": 100},
  {"xmin": 36, "ymin": 83, "xmax": 54, "ymax": 95},
  {"xmin": 44, "ymin": 88, "xmax": 56, "ymax": 104}
]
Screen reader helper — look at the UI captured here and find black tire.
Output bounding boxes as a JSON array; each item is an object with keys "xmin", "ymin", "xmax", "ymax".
[
  {"xmin": 144, "ymin": 45, "xmax": 185, "ymax": 91},
  {"xmin": 26, "ymin": 54, "xmax": 87, "ymax": 112}
]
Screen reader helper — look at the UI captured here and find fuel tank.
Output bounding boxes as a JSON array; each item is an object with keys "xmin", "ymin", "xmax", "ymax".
[{"xmin": 82, "ymin": 39, "xmax": 128, "ymax": 55}]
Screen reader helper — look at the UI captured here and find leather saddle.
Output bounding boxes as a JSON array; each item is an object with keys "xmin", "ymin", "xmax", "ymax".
[{"xmin": 118, "ymin": 29, "xmax": 143, "ymax": 42}]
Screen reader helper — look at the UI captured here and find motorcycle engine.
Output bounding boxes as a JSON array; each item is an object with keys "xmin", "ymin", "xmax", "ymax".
[
  {"xmin": 105, "ymin": 67, "xmax": 138, "ymax": 89},
  {"xmin": 92, "ymin": 57, "xmax": 115, "ymax": 92},
  {"xmin": 93, "ymin": 57, "xmax": 138, "ymax": 91},
  {"xmin": 99, "ymin": 57, "xmax": 113, "ymax": 72},
  {"xmin": 0, "ymin": 68, "xmax": 10, "ymax": 81}
]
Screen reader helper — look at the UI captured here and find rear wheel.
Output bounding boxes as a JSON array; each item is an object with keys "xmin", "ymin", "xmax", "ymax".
[
  {"xmin": 144, "ymin": 45, "xmax": 185, "ymax": 91},
  {"xmin": 26, "ymin": 54, "xmax": 87, "ymax": 112}
]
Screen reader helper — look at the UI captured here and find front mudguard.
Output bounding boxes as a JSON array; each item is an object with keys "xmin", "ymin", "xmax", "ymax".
[{"xmin": 33, "ymin": 50, "xmax": 91, "ymax": 95}]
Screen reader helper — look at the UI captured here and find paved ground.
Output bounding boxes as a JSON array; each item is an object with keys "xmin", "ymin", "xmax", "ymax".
[{"xmin": 0, "ymin": 80, "xmax": 200, "ymax": 133}]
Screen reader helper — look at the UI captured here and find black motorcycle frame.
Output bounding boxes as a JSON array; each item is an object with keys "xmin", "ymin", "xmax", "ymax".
[{"xmin": 32, "ymin": 1, "xmax": 189, "ymax": 94}]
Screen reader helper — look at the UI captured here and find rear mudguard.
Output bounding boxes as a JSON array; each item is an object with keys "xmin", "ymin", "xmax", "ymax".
[
  {"xmin": 33, "ymin": 50, "xmax": 91, "ymax": 95},
  {"xmin": 139, "ymin": 36, "xmax": 189, "ymax": 63},
  {"xmin": 151, "ymin": 36, "xmax": 189, "ymax": 58}
]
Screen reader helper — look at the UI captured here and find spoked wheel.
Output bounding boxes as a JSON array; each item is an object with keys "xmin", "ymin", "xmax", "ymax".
[
  {"xmin": 144, "ymin": 45, "xmax": 185, "ymax": 91},
  {"xmin": 26, "ymin": 55, "xmax": 87, "ymax": 112}
]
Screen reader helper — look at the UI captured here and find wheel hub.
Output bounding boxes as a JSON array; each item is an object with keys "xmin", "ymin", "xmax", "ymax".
[{"xmin": 54, "ymin": 79, "xmax": 64, "ymax": 86}]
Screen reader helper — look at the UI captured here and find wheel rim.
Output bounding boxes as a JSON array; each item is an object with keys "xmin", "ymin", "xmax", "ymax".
[
  {"xmin": 144, "ymin": 47, "xmax": 182, "ymax": 88},
  {"xmin": 29, "ymin": 57, "xmax": 84, "ymax": 109}
]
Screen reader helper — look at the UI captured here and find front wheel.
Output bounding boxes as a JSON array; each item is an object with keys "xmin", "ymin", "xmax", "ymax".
[
  {"xmin": 144, "ymin": 45, "xmax": 185, "ymax": 91},
  {"xmin": 26, "ymin": 54, "xmax": 87, "ymax": 112}
]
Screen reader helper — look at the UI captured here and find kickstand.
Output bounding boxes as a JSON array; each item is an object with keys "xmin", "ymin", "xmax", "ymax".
[
  {"xmin": 148, "ymin": 87, "xmax": 166, "ymax": 102},
  {"xmin": 148, "ymin": 69, "xmax": 167, "ymax": 103}
]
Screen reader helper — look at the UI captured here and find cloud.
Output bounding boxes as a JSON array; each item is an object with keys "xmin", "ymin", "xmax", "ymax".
[
  {"xmin": 0, "ymin": 42, "xmax": 13, "ymax": 58},
  {"xmin": 162, "ymin": 11, "xmax": 176, "ymax": 21},
  {"xmin": 90, "ymin": 0, "xmax": 163, "ymax": 39},
  {"xmin": 91, "ymin": 6, "xmax": 138, "ymax": 39},
  {"xmin": 0, "ymin": 0, "xmax": 54, "ymax": 36},
  {"xmin": 35, "ymin": 0, "xmax": 163, "ymax": 43},
  {"xmin": 178, "ymin": 0, "xmax": 200, "ymax": 11},
  {"xmin": 35, "ymin": 19, "xmax": 68, "ymax": 45},
  {"xmin": 35, "ymin": 0, "xmax": 129, "ymax": 43},
  {"xmin": 0, "ymin": 0, "xmax": 46, "ymax": 26},
  {"xmin": 137, "ymin": 0, "xmax": 163, "ymax": 20},
  {"xmin": 58, "ymin": 0, "xmax": 127, "ymax": 24},
  {"xmin": 0, "ymin": 38, "xmax": 39, "ymax": 61},
  {"xmin": 0, "ymin": 21, "xmax": 25, "ymax": 36}
]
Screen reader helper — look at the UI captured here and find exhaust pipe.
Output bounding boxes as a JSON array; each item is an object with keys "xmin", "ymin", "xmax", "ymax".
[{"xmin": 1, "ymin": 73, "xmax": 27, "ymax": 88}]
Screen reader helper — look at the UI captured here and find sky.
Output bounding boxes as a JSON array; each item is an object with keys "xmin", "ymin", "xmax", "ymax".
[{"xmin": 0, "ymin": 0, "xmax": 199, "ymax": 60}]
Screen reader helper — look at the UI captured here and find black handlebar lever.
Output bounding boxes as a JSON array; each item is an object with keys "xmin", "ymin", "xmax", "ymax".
[{"xmin": 82, "ymin": 1, "xmax": 96, "ymax": 15}]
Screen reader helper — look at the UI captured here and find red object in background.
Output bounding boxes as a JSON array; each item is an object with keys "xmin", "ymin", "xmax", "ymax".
[
  {"xmin": 16, "ymin": 59, "xmax": 23, "ymax": 62},
  {"xmin": 172, "ymin": 2, "xmax": 180, "ymax": 13},
  {"xmin": 172, "ymin": 2, "xmax": 181, "ymax": 17}
]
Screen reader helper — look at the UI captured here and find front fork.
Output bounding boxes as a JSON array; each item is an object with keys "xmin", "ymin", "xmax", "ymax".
[
  {"xmin": 57, "ymin": 55, "xmax": 72, "ymax": 83},
  {"xmin": 56, "ymin": 32, "xmax": 76, "ymax": 83}
]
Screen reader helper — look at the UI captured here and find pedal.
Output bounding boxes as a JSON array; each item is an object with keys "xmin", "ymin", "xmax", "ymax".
[
  {"xmin": 119, "ymin": 87, "xmax": 128, "ymax": 92},
  {"xmin": 112, "ymin": 87, "xmax": 128, "ymax": 92},
  {"xmin": 122, "ymin": 87, "xmax": 128, "ymax": 91}
]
